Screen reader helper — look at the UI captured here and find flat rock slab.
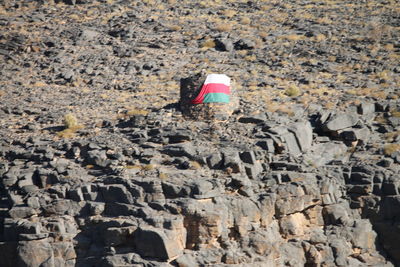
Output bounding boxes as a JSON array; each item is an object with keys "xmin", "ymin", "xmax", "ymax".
[
  {"xmin": 288, "ymin": 121, "xmax": 313, "ymax": 152},
  {"xmin": 324, "ymin": 113, "xmax": 359, "ymax": 131}
]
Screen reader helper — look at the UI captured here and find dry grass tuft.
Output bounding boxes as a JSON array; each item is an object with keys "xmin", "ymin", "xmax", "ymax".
[
  {"xmin": 159, "ymin": 172, "xmax": 168, "ymax": 180},
  {"xmin": 125, "ymin": 164, "xmax": 155, "ymax": 172},
  {"xmin": 190, "ymin": 161, "xmax": 202, "ymax": 169},
  {"xmin": 347, "ymin": 88, "xmax": 387, "ymax": 99},
  {"xmin": 316, "ymin": 17, "xmax": 332, "ymax": 24},
  {"xmin": 127, "ymin": 109, "xmax": 149, "ymax": 116},
  {"xmin": 314, "ymin": 34, "xmax": 326, "ymax": 42},
  {"xmin": 201, "ymin": 39, "xmax": 216, "ymax": 49},
  {"xmin": 374, "ymin": 115, "xmax": 388, "ymax": 124},
  {"xmin": 241, "ymin": 17, "xmax": 251, "ymax": 25},
  {"xmin": 280, "ymin": 34, "xmax": 305, "ymax": 41},
  {"xmin": 266, "ymin": 102, "xmax": 295, "ymax": 116},
  {"xmin": 125, "ymin": 165, "xmax": 142, "ymax": 170},
  {"xmin": 214, "ymin": 23, "xmax": 232, "ymax": 32},
  {"xmin": 143, "ymin": 164, "xmax": 155, "ymax": 171},
  {"xmin": 33, "ymin": 81, "xmax": 47, "ymax": 87},
  {"xmin": 244, "ymin": 54, "xmax": 256, "ymax": 61},
  {"xmin": 384, "ymin": 43, "xmax": 395, "ymax": 51},
  {"xmin": 168, "ymin": 25, "xmax": 182, "ymax": 31},
  {"xmin": 223, "ymin": 9, "xmax": 236, "ymax": 18},
  {"xmin": 383, "ymin": 144, "xmax": 400, "ymax": 156},
  {"xmin": 391, "ymin": 111, "xmax": 400, "ymax": 117},
  {"xmin": 57, "ymin": 126, "xmax": 83, "ymax": 138},
  {"xmin": 385, "ymin": 131, "xmax": 400, "ymax": 142}
]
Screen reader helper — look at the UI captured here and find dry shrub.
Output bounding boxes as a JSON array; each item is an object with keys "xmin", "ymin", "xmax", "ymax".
[
  {"xmin": 267, "ymin": 102, "xmax": 294, "ymax": 116},
  {"xmin": 159, "ymin": 172, "xmax": 168, "ymax": 180},
  {"xmin": 190, "ymin": 161, "xmax": 202, "ymax": 169},
  {"xmin": 215, "ymin": 23, "xmax": 232, "ymax": 32},
  {"xmin": 143, "ymin": 164, "xmax": 155, "ymax": 171},
  {"xmin": 125, "ymin": 165, "xmax": 142, "ymax": 169},
  {"xmin": 245, "ymin": 54, "xmax": 256, "ymax": 61},
  {"xmin": 385, "ymin": 131, "xmax": 400, "ymax": 142},
  {"xmin": 314, "ymin": 34, "xmax": 326, "ymax": 42},
  {"xmin": 376, "ymin": 70, "xmax": 390, "ymax": 80},
  {"xmin": 391, "ymin": 111, "xmax": 400, "ymax": 117},
  {"xmin": 223, "ymin": 9, "xmax": 236, "ymax": 18},
  {"xmin": 384, "ymin": 43, "xmax": 394, "ymax": 51},
  {"xmin": 374, "ymin": 115, "xmax": 388, "ymax": 124},
  {"xmin": 324, "ymin": 102, "xmax": 336, "ymax": 109},
  {"xmin": 328, "ymin": 56, "xmax": 336, "ymax": 62},
  {"xmin": 241, "ymin": 17, "xmax": 251, "ymax": 24},
  {"xmin": 33, "ymin": 81, "xmax": 47, "ymax": 87},
  {"xmin": 0, "ymin": 6, "xmax": 8, "ymax": 15},
  {"xmin": 142, "ymin": 0, "xmax": 156, "ymax": 5},
  {"xmin": 125, "ymin": 164, "xmax": 155, "ymax": 172},
  {"xmin": 346, "ymin": 88, "xmax": 387, "ymax": 99},
  {"xmin": 316, "ymin": 17, "xmax": 332, "ymax": 24},
  {"xmin": 168, "ymin": 25, "xmax": 182, "ymax": 31},
  {"xmin": 280, "ymin": 34, "xmax": 305, "ymax": 41},
  {"xmin": 127, "ymin": 109, "xmax": 149, "ymax": 116},
  {"xmin": 201, "ymin": 39, "xmax": 216, "ymax": 49}
]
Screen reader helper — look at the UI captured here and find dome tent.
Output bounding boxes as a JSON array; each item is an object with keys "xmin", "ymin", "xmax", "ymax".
[{"xmin": 180, "ymin": 72, "xmax": 238, "ymax": 121}]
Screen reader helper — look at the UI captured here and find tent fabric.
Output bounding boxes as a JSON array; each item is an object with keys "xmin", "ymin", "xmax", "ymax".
[
  {"xmin": 191, "ymin": 74, "xmax": 231, "ymax": 104},
  {"xmin": 203, "ymin": 92, "xmax": 230, "ymax": 103}
]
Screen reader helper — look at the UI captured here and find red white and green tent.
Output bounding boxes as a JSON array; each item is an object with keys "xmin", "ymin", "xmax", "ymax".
[{"xmin": 191, "ymin": 74, "xmax": 231, "ymax": 104}]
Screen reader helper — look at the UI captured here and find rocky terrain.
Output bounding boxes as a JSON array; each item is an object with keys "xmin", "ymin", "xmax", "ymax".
[{"xmin": 1, "ymin": 0, "xmax": 400, "ymax": 266}]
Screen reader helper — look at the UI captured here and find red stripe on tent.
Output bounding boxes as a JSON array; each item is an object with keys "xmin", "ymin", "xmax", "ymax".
[
  {"xmin": 204, "ymin": 83, "xmax": 230, "ymax": 94},
  {"xmin": 191, "ymin": 83, "xmax": 230, "ymax": 104}
]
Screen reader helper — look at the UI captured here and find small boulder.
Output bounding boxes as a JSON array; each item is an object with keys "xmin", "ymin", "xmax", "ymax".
[
  {"xmin": 17, "ymin": 240, "xmax": 54, "ymax": 267},
  {"xmin": 358, "ymin": 102, "xmax": 375, "ymax": 115},
  {"xmin": 288, "ymin": 121, "xmax": 313, "ymax": 152},
  {"xmin": 207, "ymin": 153, "xmax": 223, "ymax": 169},
  {"xmin": 234, "ymin": 38, "xmax": 255, "ymax": 50},
  {"xmin": 9, "ymin": 206, "xmax": 37, "ymax": 219},
  {"xmin": 322, "ymin": 204, "xmax": 351, "ymax": 226},
  {"xmin": 100, "ymin": 184, "xmax": 134, "ymax": 204},
  {"xmin": 214, "ymin": 38, "xmax": 234, "ymax": 52},
  {"xmin": 133, "ymin": 226, "xmax": 186, "ymax": 261},
  {"xmin": 323, "ymin": 113, "xmax": 359, "ymax": 131}
]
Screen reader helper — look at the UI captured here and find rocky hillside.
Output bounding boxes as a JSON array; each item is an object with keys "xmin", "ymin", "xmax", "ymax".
[{"xmin": 1, "ymin": 0, "xmax": 399, "ymax": 266}]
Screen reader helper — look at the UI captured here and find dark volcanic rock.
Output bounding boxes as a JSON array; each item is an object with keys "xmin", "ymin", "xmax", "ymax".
[
  {"xmin": 0, "ymin": 1, "xmax": 398, "ymax": 266},
  {"xmin": 234, "ymin": 39, "xmax": 255, "ymax": 50},
  {"xmin": 133, "ymin": 225, "xmax": 185, "ymax": 261},
  {"xmin": 161, "ymin": 142, "xmax": 197, "ymax": 159},
  {"xmin": 214, "ymin": 38, "xmax": 234, "ymax": 52}
]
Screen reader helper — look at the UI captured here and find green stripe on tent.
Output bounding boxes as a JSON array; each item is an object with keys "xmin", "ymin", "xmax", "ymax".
[{"xmin": 203, "ymin": 93, "xmax": 230, "ymax": 103}]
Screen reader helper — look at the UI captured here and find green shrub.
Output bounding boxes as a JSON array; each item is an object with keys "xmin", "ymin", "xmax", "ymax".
[
  {"xmin": 285, "ymin": 85, "xmax": 301, "ymax": 97},
  {"xmin": 64, "ymin": 113, "xmax": 78, "ymax": 129}
]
